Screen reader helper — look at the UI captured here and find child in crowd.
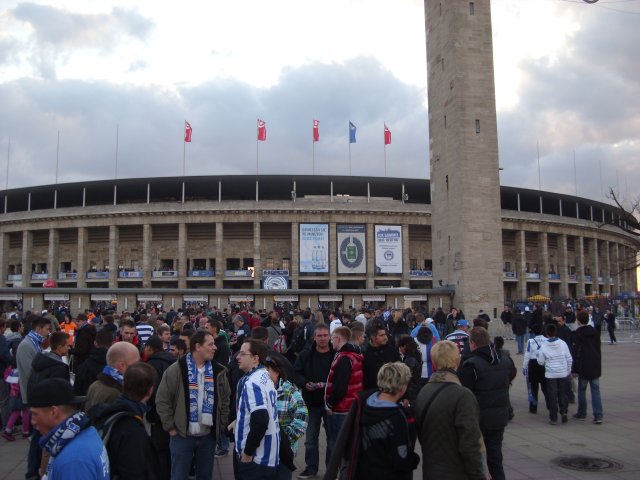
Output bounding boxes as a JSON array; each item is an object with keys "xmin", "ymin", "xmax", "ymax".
[{"xmin": 2, "ymin": 363, "xmax": 29, "ymax": 441}]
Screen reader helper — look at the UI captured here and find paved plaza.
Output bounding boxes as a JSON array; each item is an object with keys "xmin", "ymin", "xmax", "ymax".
[{"xmin": 1, "ymin": 330, "xmax": 639, "ymax": 479}]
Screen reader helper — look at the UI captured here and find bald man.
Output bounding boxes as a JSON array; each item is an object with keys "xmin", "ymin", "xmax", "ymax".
[{"xmin": 85, "ymin": 341, "xmax": 140, "ymax": 411}]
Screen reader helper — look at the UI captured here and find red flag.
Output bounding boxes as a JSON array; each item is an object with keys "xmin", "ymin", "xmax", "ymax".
[
  {"xmin": 313, "ymin": 119, "xmax": 320, "ymax": 142},
  {"xmin": 257, "ymin": 119, "xmax": 267, "ymax": 141},
  {"xmin": 384, "ymin": 124, "xmax": 392, "ymax": 145},
  {"xmin": 184, "ymin": 121, "xmax": 192, "ymax": 142}
]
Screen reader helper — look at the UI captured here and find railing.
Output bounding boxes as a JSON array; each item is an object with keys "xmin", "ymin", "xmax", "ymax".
[
  {"xmin": 525, "ymin": 272, "xmax": 540, "ymax": 280},
  {"xmin": 86, "ymin": 271, "xmax": 109, "ymax": 279},
  {"xmin": 548, "ymin": 273, "xmax": 561, "ymax": 280},
  {"xmin": 7, "ymin": 274, "xmax": 22, "ymax": 281},
  {"xmin": 409, "ymin": 270, "xmax": 433, "ymax": 278},
  {"xmin": 31, "ymin": 273, "xmax": 48, "ymax": 280},
  {"xmin": 152, "ymin": 270, "xmax": 178, "ymax": 278},
  {"xmin": 188, "ymin": 270, "xmax": 216, "ymax": 277},
  {"xmin": 224, "ymin": 270, "xmax": 254, "ymax": 278},
  {"xmin": 503, "ymin": 271, "xmax": 517, "ymax": 279},
  {"xmin": 118, "ymin": 271, "xmax": 144, "ymax": 278},
  {"xmin": 58, "ymin": 272, "xmax": 78, "ymax": 279}
]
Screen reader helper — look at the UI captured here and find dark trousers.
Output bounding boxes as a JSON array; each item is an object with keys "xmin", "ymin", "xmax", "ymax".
[
  {"xmin": 545, "ymin": 377, "xmax": 568, "ymax": 421},
  {"xmin": 303, "ymin": 406, "xmax": 329, "ymax": 474},
  {"xmin": 607, "ymin": 326, "xmax": 617, "ymax": 344},
  {"xmin": 236, "ymin": 455, "xmax": 277, "ymax": 480},
  {"xmin": 26, "ymin": 430, "xmax": 42, "ymax": 479},
  {"xmin": 150, "ymin": 423, "xmax": 171, "ymax": 480},
  {"xmin": 481, "ymin": 427, "xmax": 505, "ymax": 480},
  {"xmin": 528, "ymin": 363, "xmax": 547, "ymax": 410}
]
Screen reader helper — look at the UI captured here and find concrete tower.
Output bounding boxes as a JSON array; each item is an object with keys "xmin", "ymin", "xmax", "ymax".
[{"xmin": 426, "ymin": 0, "xmax": 504, "ymax": 317}]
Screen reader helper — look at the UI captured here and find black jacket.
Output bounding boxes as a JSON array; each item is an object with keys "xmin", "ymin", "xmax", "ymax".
[
  {"xmin": 71, "ymin": 323, "xmax": 97, "ymax": 370},
  {"xmin": 459, "ymin": 345, "xmax": 511, "ymax": 430},
  {"xmin": 293, "ymin": 342, "xmax": 334, "ymax": 408},
  {"xmin": 146, "ymin": 351, "xmax": 175, "ymax": 423},
  {"xmin": 214, "ymin": 336, "xmax": 231, "ymax": 367},
  {"xmin": 571, "ymin": 325, "xmax": 601, "ymax": 380},
  {"xmin": 90, "ymin": 396, "xmax": 159, "ymax": 480},
  {"xmin": 362, "ymin": 343, "xmax": 400, "ymax": 390},
  {"xmin": 29, "ymin": 352, "xmax": 70, "ymax": 392},
  {"xmin": 74, "ymin": 347, "xmax": 108, "ymax": 395}
]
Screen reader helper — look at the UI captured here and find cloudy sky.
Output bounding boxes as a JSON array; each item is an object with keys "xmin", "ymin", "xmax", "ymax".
[{"xmin": 1, "ymin": 0, "xmax": 638, "ymax": 206}]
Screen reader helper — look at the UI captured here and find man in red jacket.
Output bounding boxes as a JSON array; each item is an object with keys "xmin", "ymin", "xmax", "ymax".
[{"xmin": 324, "ymin": 326, "xmax": 363, "ymax": 464}]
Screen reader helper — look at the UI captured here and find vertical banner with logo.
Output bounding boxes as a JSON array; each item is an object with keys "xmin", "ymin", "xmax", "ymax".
[
  {"xmin": 337, "ymin": 225, "xmax": 366, "ymax": 274},
  {"xmin": 300, "ymin": 224, "xmax": 329, "ymax": 273},
  {"xmin": 375, "ymin": 225, "xmax": 403, "ymax": 273}
]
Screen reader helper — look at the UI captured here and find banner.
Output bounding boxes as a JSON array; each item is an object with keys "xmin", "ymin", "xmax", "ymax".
[
  {"xmin": 300, "ymin": 224, "xmax": 329, "ymax": 273},
  {"xmin": 375, "ymin": 225, "xmax": 402, "ymax": 273},
  {"xmin": 337, "ymin": 224, "xmax": 366, "ymax": 274}
]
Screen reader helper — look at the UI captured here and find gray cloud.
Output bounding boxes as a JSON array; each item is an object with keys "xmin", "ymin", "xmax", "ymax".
[
  {"xmin": 6, "ymin": 3, "xmax": 154, "ymax": 78},
  {"xmin": 0, "ymin": 57, "xmax": 429, "ymax": 188}
]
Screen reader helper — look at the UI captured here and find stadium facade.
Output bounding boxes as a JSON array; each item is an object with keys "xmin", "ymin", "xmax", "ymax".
[{"xmin": 0, "ymin": 174, "xmax": 637, "ymax": 315}]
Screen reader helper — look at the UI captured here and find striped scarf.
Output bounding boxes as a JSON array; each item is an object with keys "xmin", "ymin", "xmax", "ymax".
[
  {"xmin": 40, "ymin": 412, "xmax": 90, "ymax": 480},
  {"xmin": 27, "ymin": 330, "xmax": 44, "ymax": 353},
  {"xmin": 186, "ymin": 353, "xmax": 214, "ymax": 435}
]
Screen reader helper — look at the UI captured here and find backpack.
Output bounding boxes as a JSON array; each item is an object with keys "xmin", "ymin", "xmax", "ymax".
[
  {"xmin": 271, "ymin": 326, "xmax": 288, "ymax": 354},
  {"xmin": 288, "ymin": 324, "xmax": 308, "ymax": 355},
  {"xmin": 94, "ymin": 410, "xmax": 138, "ymax": 445}
]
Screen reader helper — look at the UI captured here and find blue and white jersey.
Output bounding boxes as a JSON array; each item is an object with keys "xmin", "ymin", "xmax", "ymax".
[
  {"xmin": 136, "ymin": 323, "xmax": 154, "ymax": 345},
  {"xmin": 235, "ymin": 365, "xmax": 280, "ymax": 467}
]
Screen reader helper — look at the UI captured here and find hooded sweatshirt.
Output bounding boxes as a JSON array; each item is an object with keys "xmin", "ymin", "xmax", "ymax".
[{"xmin": 537, "ymin": 337, "xmax": 572, "ymax": 378}]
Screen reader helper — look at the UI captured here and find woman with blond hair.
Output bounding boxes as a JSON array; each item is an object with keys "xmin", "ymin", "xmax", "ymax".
[
  {"xmin": 325, "ymin": 362, "xmax": 419, "ymax": 480},
  {"xmin": 415, "ymin": 340, "xmax": 488, "ymax": 479}
]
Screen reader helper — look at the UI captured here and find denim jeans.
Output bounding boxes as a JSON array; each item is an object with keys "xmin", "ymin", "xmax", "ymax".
[
  {"xmin": 217, "ymin": 432, "xmax": 230, "ymax": 452},
  {"xmin": 26, "ymin": 430, "xmax": 42, "ymax": 479},
  {"xmin": 577, "ymin": 377, "xmax": 603, "ymax": 419},
  {"xmin": 304, "ymin": 406, "xmax": 329, "ymax": 474},
  {"xmin": 515, "ymin": 335, "xmax": 525, "ymax": 354},
  {"xmin": 237, "ymin": 459, "xmax": 277, "ymax": 480},
  {"xmin": 326, "ymin": 412, "xmax": 348, "ymax": 463},
  {"xmin": 169, "ymin": 434, "xmax": 215, "ymax": 480}
]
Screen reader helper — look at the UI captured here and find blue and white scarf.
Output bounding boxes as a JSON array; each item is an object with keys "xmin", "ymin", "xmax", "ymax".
[
  {"xmin": 27, "ymin": 330, "xmax": 44, "ymax": 354},
  {"xmin": 40, "ymin": 412, "xmax": 90, "ymax": 480},
  {"xmin": 101, "ymin": 365, "xmax": 124, "ymax": 385},
  {"xmin": 186, "ymin": 352, "xmax": 214, "ymax": 435}
]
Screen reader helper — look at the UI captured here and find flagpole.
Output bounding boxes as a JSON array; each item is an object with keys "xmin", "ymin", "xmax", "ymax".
[
  {"xmin": 384, "ymin": 145, "xmax": 387, "ymax": 177},
  {"xmin": 256, "ymin": 119, "xmax": 259, "ymax": 176},
  {"xmin": 348, "ymin": 142, "xmax": 352, "ymax": 176},
  {"xmin": 55, "ymin": 130, "xmax": 60, "ymax": 185},
  {"xmin": 115, "ymin": 124, "xmax": 119, "ymax": 179},
  {"xmin": 312, "ymin": 140, "xmax": 315, "ymax": 175},
  {"xmin": 4, "ymin": 138, "xmax": 9, "ymax": 214},
  {"xmin": 183, "ymin": 127, "xmax": 186, "ymax": 177}
]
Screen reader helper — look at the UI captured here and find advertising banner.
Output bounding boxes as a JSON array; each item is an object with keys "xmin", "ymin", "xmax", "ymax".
[
  {"xmin": 337, "ymin": 224, "xmax": 366, "ymax": 274},
  {"xmin": 375, "ymin": 225, "xmax": 403, "ymax": 273},
  {"xmin": 300, "ymin": 224, "xmax": 329, "ymax": 273}
]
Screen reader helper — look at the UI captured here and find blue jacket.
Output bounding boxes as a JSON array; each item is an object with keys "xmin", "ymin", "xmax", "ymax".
[{"xmin": 48, "ymin": 426, "xmax": 110, "ymax": 480}]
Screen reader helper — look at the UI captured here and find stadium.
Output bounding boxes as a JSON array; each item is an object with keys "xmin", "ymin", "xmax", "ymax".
[{"xmin": 0, "ymin": 174, "xmax": 637, "ymax": 316}]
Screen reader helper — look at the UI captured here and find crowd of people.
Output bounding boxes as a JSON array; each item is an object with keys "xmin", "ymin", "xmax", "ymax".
[{"xmin": 0, "ymin": 301, "xmax": 606, "ymax": 479}]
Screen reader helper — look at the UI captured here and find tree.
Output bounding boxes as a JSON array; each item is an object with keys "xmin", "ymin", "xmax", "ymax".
[{"xmin": 603, "ymin": 188, "xmax": 640, "ymax": 274}]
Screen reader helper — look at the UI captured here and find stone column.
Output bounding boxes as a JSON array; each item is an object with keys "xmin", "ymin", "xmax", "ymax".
[
  {"xmin": 21, "ymin": 230, "xmax": 33, "ymax": 285},
  {"xmin": 253, "ymin": 222, "xmax": 261, "ymax": 289},
  {"xmin": 539, "ymin": 232, "xmax": 549, "ymax": 297},
  {"xmin": 558, "ymin": 234, "xmax": 569, "ymax": 298},
  {"xmin": 142, "ymin": 224, "xmax": 152, "ymax": 288},
  {"xmin": 366, "ymin": 223, "xmax": 375, "ymax": 289},
  {"xmin": 576, "ymin": 236, "xmax": 585, "ymax": 298},
  {"xmin": 329, "ymin": 223, "xmax": 337, "ymax": 289},
  {"xmin": 517, "ymin": 230, "xmax": 527, "ymax": 299},
  {"xmin": 108, "ymin": 225, "xmax": 118, "ymax": 288},
  {"xmin": 77, "ymin": 227, "xmax": 87, "ymax": 288},
  {"xmin": 402, "ymin": 224, "xmax": 410, "ymax": 287},
  {"xmin": 614, "ymin": 243, "xmax": 621, "ymax": 294},
  {"xmin": 178, "ymin": 223, "xmax": 187, "ymax": 289},
  {"xmin": 0, "ymin": 233, "xmax": 8, "ymax": 287},
  {"xmin": 216, "ymin": 223, "xmax": 224, "ymax": 288},
  {"xmin": 47, "ymin": 229, "xmax": 59, "ymax": 284},
  {"xmin": 291, "ymin": 223, "xmax": 299, "ymax": 289},
  {"xmin": 604, "ymin": 241, "xmax": 611, "ymax": 295},
  {"xmin": 592, "ymin": 238, "xmax": 600, "ymax": 295}
]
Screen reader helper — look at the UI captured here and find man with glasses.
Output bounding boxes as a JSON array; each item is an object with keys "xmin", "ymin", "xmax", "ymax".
[
  {"xmin": 362, "ymin": 324, "xmax": 400, "ymax": 390},
  {"xmin": 233, "ymin": 340, "xmax": 280, "ymax": 479}
]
